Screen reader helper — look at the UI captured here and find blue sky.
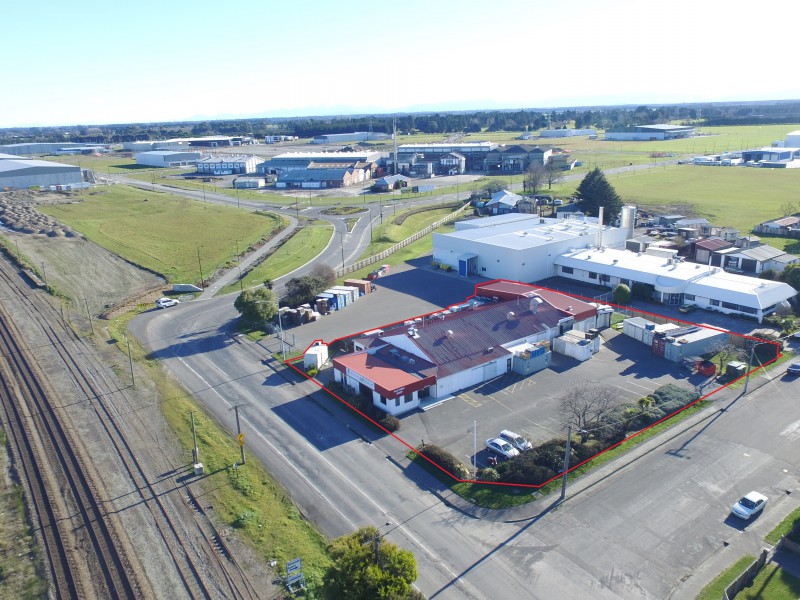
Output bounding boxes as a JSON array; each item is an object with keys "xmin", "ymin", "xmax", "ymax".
[{"xmin": 2, "ymin": 0, "xmax": 798, "ymax": 127}]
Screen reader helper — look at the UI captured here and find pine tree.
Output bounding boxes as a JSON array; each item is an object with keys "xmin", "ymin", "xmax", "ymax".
[{"xmin": 575, "ymin": 167, "xmax": 623, "ymax": 224}]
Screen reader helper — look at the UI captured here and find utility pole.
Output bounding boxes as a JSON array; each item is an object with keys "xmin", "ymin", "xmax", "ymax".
[
  {"xmin": 41, "ymin": 262, "xmax": 48, "ymax": 292},
  {"xmin": 560, "ymin": 425, "xmax": 572, "ymax": 501},
  {"xmin": 339, "ymin": 231, "xmax": 346, "ymax": 271},
  {"xmin": 472, "ymin": 420, "xmax": 477, "ymax": 480},
  {"xmin": 125, "ymin": 336, "xmax": 135, "ymax": 387},
  {"xmin": 83, "ymin": 298, "xmax": 94, "ymax": 334},
  {"xmin": 197, "ymin": 245, "xmax": 204, "ymax": 288},
  {"xmin": 191, "ymin": 411, "xmax": 199, "ymax": 464},
  {"xmin": 232, "ymin": 405, "xmax": 245, "ymax": 465}
]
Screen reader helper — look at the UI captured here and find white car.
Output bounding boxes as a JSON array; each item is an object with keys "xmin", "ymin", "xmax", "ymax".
[
  {"xmin": 499, "ymin": 430, "xmax": 532, "ymax": 452},
  {"xmin": 731, "ymin": 491, "xmax": 768, "ymax": 520},
  {"xmin": 485, "ymin": 438, "xmax": 519, "ymax": 460},
  {"xmin": 156, "ymin": 297, "xmax": 180, "ymax": 309}
]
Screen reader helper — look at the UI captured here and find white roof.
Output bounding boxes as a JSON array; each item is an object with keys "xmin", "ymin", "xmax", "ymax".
[
  {"xmin": 440, "ymin": 215, "xmax": 610, "ymax": 251},
  {"xmin": 555, "ymin": 248, "xmax": 797, "ymax": 309}
]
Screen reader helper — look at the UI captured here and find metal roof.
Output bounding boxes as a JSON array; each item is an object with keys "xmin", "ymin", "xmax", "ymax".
[
  {"xmin": 734, "ymin": 245, "xmax": 786, "ymax": 261},
  {"xmin": 555, "ymin": 247, "xmax": 797, "ymax": 309},
  {"xmin": 695, "ymin": 238, "xmax": 733, "ymax": 251},
  {"xmin": 0, "ymin": 159, "xmax": 80, "ymax": 175},
  {"xmin": 397, "ymin": 300, "xmax": 563, "ymax": 377}
]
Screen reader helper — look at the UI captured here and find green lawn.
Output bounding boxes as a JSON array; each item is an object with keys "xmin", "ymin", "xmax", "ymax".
[
  {"xmin": 696, "ymin": 555, "xmax": 757, "ymax": 600},
  {"xmin": 766, "ymin": 506, "xmax": 800, "ymax": 545},
  {"xmin": 541, "ymin": 166, "xmax": 800, "ymax": 235},
  {"xmin": 38, "ymin": 185, "xmax": 286, "ymax": 284},
  {"xmin": 218, "ymin": 221, "xmax": 333, "ymax": 296},
  {"xmin": 736, "ymin": 563, "xmax": 800, "ymax": 600},
  {"xmin": 359, "ymin": 205, "xmax": 461, "ymax": 258},
  {"xmin": 42, "ymin": 154, "xmax": 141, "ymax": 173}
]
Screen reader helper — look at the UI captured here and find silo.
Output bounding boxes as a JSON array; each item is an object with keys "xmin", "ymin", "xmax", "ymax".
[{"xmin": 620, "ymin": 205, "xmax": 637, "ymax": 238}]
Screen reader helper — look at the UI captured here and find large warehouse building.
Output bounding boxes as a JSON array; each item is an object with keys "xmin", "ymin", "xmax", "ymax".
[
  {"xmin": 605, "ymin": 124, "xmax": 695, "ymax": 141},
  {"xmin": 135, "ymin": 151, "xmax": 203, "ymax": 168},
  {"xmin": 0, "ymin": 154, "xmax": 84, "ymax": 190},
  {"xmin": 432, "ymin": 214, "xmax": 628, "ymax": 282},
  {"xmin": 554, "ymin": 247, "xmax": 797, "ymax": 322}
]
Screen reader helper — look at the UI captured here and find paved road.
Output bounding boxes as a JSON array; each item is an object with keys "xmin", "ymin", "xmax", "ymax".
[{"xmin": 130, "ymin": 267, "xmax": 800, "ymax": 599}]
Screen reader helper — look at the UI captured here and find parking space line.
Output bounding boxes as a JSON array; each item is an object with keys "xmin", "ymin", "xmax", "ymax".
[{"xmin": 459, "ymin": 394, "xmax": 482, "ymax": 408}]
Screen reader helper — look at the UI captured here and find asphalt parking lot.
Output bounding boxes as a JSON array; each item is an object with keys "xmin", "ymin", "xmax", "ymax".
[{"xmin": 396, "ymin": 329, "xmax": 712, "ymax": 471}]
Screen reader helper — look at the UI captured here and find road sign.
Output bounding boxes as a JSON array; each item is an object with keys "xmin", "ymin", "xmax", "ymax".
[
  {"xmin": 287, "ymin": 558, "xmax": 302, "ymax": 574},
  {"xmin": 237, "ymin": 433, "xmax": 245, "ymax": 446}
]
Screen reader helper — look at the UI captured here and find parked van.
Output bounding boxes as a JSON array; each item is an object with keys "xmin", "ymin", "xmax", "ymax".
[{"xmin": 498, "ymin": 430, "xmax": 532, "ymax": 452}]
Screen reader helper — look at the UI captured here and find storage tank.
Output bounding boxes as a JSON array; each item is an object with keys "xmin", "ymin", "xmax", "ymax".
[{"xmin": 620, "ymin": 205, "xmax": 637, "ymax": 239}]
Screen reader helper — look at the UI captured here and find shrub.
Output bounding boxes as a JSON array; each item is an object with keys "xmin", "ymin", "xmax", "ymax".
[
  {"xmin": 417, "ymin": 444, "xmax": 469, "ymax": 479},
  {"xmin": 377, "ymin": 413, "xmax": 400, "ymax": 433},
  {"xmin": 651, "ymin": 383, "xmax": 698, "ymax": 408},
  {"xmin": 573, "ymin": 439, "xmax": 605, "ymax": 461},
  {"xmin": 613, "ymin": 283, "xmax": 631, "ymax": 304},
  {"xmin": 532, "ymin": 440, "xmax": 566, "ymax": 471},
  {"xmin": 478, "ymin": 467, "xmax": 500, "ymax": 482}
]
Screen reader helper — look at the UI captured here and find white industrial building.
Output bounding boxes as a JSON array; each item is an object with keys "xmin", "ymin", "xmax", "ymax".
[
  {"xmin": 312, "ymin": 132, "xmax": 390, "ymax": 144},
  {"xmin": 605, "ymin": 124, "xmax": 696, "ymax": 141},
  {"xmin": 0, "ymin": 155, "xmax": 84, "ymax": 190},
  {"xmin": 555, "ymin": 247, "xmax": 797, "ymax": 322},
  {"xmin": 196, "ymin": 155, "xmax": 262, "ymax": 175},
  {"xmin": 786, "ymin": 131, "xmax": 800, "ymax": 148},
  {"xmin": 432, "ymin": 214, "xmax": 629, "ymax": 281},
  {"xmin": 135, "ymin": 151, "xmax": 203, "ymax": 168},
  {"xmin": 260, "ymin": 151, "xmax": 382, "ymax": 174},
  {"xmin": 539, "ymin": 129, "xmax": 598, "ymax": 138}
]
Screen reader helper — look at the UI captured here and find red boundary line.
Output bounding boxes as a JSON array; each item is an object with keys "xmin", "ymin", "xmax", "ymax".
[{"xmin": 285, "ymin": 279, "xmax": 782, "ymax": 489}]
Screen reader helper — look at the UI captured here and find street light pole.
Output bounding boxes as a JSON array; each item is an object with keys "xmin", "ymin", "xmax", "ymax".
[
  {"xmin": 560, "ymin": 425, "xmax": 572, "ymax": 501},
  {"xmin": 743, "ymin": 341, "xmax": 772, "ymax": 396},
  {"xmin": 339, "ymin": 231, "xmax": 346, "ymax": 271}
]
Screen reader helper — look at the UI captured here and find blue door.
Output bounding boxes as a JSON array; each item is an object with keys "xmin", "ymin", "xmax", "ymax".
[{"xmin": 458, "ymin": 259, "xmax": 467, "ymax": 277}]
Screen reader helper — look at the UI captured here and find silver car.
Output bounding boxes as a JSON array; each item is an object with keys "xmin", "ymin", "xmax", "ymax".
[
  {"xmin": 499, "ymin": 430, "xmax": 532, "ymax": 452},
  {"xmin": 485, "ymin": 438, "xmax": 519, "ymax": 460}
]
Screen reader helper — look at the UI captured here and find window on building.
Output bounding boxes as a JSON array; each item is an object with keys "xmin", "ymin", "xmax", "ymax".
[
  {"xmin": 710, "ymin": 299, "xmax": 720, "ymax": 306},
  {"xmin": 599, "ymin": 274, "xmax": 610, "ymax": 283},
  {"xmin": 739, "ymin": 306, "xmax": 757, "ymax": 314},
  {"xmin": 685, "ymin": 294, "xmax": 695, "ymax": 301},
  {"xmin": 561, "ymin": 266, "xmax": 574, "ymax": 274},
  {"xmin": 379, "ymin": 396, "xmax": 386, "ymax": 405},
  {"xmin": 395, "ymin": 398, "xmax": 400, "ymax": 407},
  {"xmin": 404, "ymin": 393, "xmax": 413, "ymax": 404},
  {"xmin": 722, "ymin": 301, "xmax": 738, "ymax": 310},
  {"xmin": 588, "ymin": 272, "xmax": 598, "ymax": 279}
]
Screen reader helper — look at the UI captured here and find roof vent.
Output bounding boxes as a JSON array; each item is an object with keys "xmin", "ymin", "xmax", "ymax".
[
  {"xmin": 447, "ymin": 329, "xmax": 454, "ymax": 337},
  {"xmin": 486, "ymin": 346, "xmax": 494, "ymax": 353},
  {"xmin": 507, "ymin": 311, "xmax": 515, "ymax": 321},
  {"xmin": 408, "ymin": 358, "xmax": 415, "ymax": 365}
]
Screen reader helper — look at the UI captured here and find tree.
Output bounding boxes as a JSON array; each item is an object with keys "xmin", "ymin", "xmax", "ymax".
[
  {"xmin": 544, "ymin": 161, "xmax": 563, "ymax": 189},
  {"xmin": 311, "ymin": 263, "xmax": 336, "ymax": 289},
  {"xmin": 575, "ymin": 167, "xmax": 623, "ymax": 224},
  {"xmin": 323, "ymin": 527, "xmax": 417, "ymax": 600},
  {"xmin": 523, "ymin": 163, "xmax": 546, "ymax": 195},
  {"xmin": 781, "ymin": 263, "xmax": 800, "ymax": 291},
  {"xmin": 557, "ymin": 383, "xmax": 616, "ymax": 443},
  {"xmin": 482, "ymin": 180, "xmax": 504, "ymax": 197},
  {"xmin": 780, "ymin": 201, "xmax": 798, "ymax": 217},
  {"xmin": 705, "ymin": 338, "xmax": 745, "ymax": 372},
  {"xmin": 613, "ymin": 283, "xmax": 631, "ymax": 304},
  {"xmin": 283, "ymin": 274, "xmax": 327, "ymax": 307},
  {"xmin": 233, "ymin": 287, "xmax": 277, "ymax": 327}
]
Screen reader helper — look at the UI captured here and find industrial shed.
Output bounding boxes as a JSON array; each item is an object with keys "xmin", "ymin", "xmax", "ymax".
[
  {"xmin": 432, "ymin": 214, "xmax": 628, "ymax": 282},
  {"xmin": 0, "ymin": 156, "xmax": 84, "ymax": 190},
  {"xmin": 555, "ymin": 247, "xmax": 797, "ymax": 322},
  {"xmin": 196, "ymin": 155, "xmax": 262, "ymax": 175},
  {"xmin": 135, "ymin": 151, "xmax": 202, "ymax": 168}
]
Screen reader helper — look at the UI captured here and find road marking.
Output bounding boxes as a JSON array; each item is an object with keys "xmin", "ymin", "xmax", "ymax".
[
  {"xmin": 460, "ymin": 394, "xmax": 481, "ymax": 407},
  {"xmin": 172, "ymin": 352, "xmax": 463, "ymax": 585}
]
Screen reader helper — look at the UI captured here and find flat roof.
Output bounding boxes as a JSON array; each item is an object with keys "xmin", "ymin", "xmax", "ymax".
[
  {"xmin": 271, "ymin": 151, "xmax": 380, "ymax": 160},
  {"xmin": 438, "ymin": 215, "xmax": 608, "ymax": 251},
  {"xmin": 555, "ymin": 247, "xmax": 797, "ymax": 309},
  {"xmin": 197, "ymin": 155, "xmax": 258, "ymax": 163},
  {"xmin": 136, "ymin": 150, "xmax": 201, "ymax": 157},
  {"xmin": 0, "ymin": 159, "xmax": 81, "ymax": 174}
]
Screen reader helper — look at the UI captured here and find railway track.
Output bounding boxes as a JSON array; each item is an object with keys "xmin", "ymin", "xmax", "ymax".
[{"xmin": 0, "ymin": 250, "xmax": 261, "ymax": 599}]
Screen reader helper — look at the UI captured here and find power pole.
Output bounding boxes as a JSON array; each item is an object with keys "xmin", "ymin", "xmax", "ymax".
[
  {"xmin": 197, "ymin": 245, "xmax": 205, "ymax": 288},
  {"xmin": 125, "ymin": 336, "xmax": 135, "ymax": 388},
  {"xmin": 560, "ymin": 425, "xmax": 572, "ymax": 501},
  {"xmin": 232, "ymin": 405, "xmax": 245, "ymax": 465},
  {"xmin": 84, "ymin": 297, "xmax": 94, "ymax": 334},
  {"xmin": 191, "ymin": 411, "xmax": 199, "ymax": 464}
]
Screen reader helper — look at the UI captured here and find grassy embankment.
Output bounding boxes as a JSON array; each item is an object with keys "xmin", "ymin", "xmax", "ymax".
[
  {"xmin": 102, "ymin": 316, "xmax": 331, "ymax": 591},
  {"xmin": 38, "ymin": 185, "xmax": 286, "ymax": 284}
]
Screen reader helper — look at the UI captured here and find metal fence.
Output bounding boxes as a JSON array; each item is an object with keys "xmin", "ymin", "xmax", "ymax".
[{"xmin": 334, "ymin": 203, "xmax": 470, "ymax": 279}]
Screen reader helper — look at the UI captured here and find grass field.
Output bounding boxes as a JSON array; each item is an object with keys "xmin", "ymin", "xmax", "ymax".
[
  {"xmin": 766, "ymin": 506, "xmax": 800, "ymax": 545},
  {"xmin": 38, "ymin": 185, "xmax": 286, "ymax": 284},
  {"xmin": 358, "ymin": 205, "xmax": 461, "ymax": 258},
  {"xmin": 218, "ymin": 220, "xmax": 333, "ymax": 296}
]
